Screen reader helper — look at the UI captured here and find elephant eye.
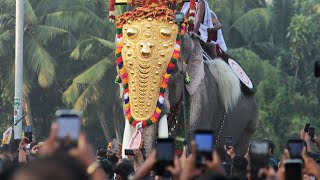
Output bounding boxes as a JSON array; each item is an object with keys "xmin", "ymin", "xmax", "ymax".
[
  {"xmin": 160, "ymin": 28, "xmax": 171, "ymax": 39},
  {"xmin": 126, "ymin": 27, "xmax": 138, "ymax": 38}
]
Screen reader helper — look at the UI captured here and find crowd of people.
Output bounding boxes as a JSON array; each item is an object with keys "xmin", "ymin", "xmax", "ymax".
[{"xmin": 0, "ymin": 122, "xmax": 319, "ymax": 180}]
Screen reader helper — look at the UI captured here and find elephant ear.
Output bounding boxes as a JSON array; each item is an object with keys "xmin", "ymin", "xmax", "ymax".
[{"xmin": 185, "ymin": 38, "xmax": 205, "ymax": 95}]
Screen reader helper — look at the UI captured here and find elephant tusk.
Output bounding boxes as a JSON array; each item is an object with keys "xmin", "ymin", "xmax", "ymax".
[
  {"xmin": 122, "ymin": 119, "xmax": 131, "ymax": 158},
  {"xmin": 158, "ymin": 114, "xmax": 169, "ymax": 138}
]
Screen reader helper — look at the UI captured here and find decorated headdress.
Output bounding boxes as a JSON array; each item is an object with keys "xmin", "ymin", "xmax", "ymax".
[{"xmin": 109, "ymin": 0, "xmax": 196, "ymax": 30}]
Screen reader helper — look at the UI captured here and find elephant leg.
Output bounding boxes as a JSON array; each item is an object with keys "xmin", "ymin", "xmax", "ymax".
[
  {"xmin": 234, "ymin": 130, "xmax": 251, "ymax": 156},
  {"xmin": 141, "ymin": 122, "xmax": 158, "ymax": 156}
]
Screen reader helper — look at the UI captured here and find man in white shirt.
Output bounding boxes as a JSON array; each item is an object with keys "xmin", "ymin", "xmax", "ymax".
[{"xmin": 181, "ymin": 1, "xmax": 227, "ymax": 56}]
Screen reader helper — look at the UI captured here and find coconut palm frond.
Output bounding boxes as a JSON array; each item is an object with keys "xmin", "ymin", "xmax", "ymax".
[
  {"xmin": 229, "ymin": 8, "xmax": 271, "ymax": 44},
  {"xmin": 91, "ymin": 36, "xmax": 115, "ymax": 50},
  {"xmin": 0, "ymin": 13, "xmax": 14, "ymax": 28},
  {"xmin": 25, "ymin": 0, "xmax": 38, "ymax": 24},
  {"xmin": 34, "ymin": 25, "xmax": 76, "ymax": 46},
  {"xmin": 63, "ymin": 58, "xmax": 113, "ymax": 105},
  {"xmin": 70, "ymin": 36, "xmax": 114, "ymax": 60},
  {"xmin": 69, "ymin": 38, "xmax": 93, "ymax": 60},
  {"xmin": 25, "ymin": 36, "xmax": 56, "ymax": 88},
  {"xmin": 73, "ymin": 84, "xmax": 102, "ymax": 110},
  {"xmin": 0, "ymin": 29, "xmax": 14, "ymax": 56}
]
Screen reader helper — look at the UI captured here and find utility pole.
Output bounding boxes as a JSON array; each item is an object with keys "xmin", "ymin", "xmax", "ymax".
[{"xmin": 13, "ymin": 0, "xmax": 24, "ymax": 139}]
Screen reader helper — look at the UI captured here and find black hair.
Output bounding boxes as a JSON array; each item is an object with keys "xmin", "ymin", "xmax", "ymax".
[
  {"xmin": 114, "ymin": 159, "xmax": 134, "ymax": 180},
  {"xmin": 11, "ymin": 153, "xmax": 89, "ymax": 180},
  {"xmin": 96, "ymin": 148, "xmax": 108, "ymax": 160},
  {"xmin": 100, "ymin": 159, "xmax": 114, "ymax": 178},
  {"xmin": 29, "ymin": 142, "xmax": 39, "ymax": 150},
  {"xmin": 268, "ymin": 141, "xmax": 275, "ymax": 155},
  {"xmin": 231, "ymin": 156, "xmax": 248, "ymax": 178}
]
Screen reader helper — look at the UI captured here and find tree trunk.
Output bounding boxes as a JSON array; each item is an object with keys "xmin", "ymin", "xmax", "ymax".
[
  {"xmin": 113, "ymin": 96, "xmax": 120, "ymax": 140},
  {"xmin": 98, "ymin": 113, "xmax": 111, "ymax": 142}
]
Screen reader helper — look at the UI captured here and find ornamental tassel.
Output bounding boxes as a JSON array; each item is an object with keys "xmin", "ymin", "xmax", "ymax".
[
  {"xmin": 188, "ymin": 0, "xmax": 196, "ymax": 31},
  {"xmin": 109, "ymin": 0, "xmax": 115, "ymax": 22}
]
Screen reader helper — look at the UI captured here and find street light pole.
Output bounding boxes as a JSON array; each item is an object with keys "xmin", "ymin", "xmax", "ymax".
[{"xmin": 13, "ymin": 0, "xmax": 24, "ymax": 139}]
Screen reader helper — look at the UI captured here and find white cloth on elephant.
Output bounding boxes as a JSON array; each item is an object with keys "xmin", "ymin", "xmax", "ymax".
[
  {"xmin": 181, "ymin": 0, "xmax": 213, "ymax": 42},
  {"xmin": 210, "ymin": 11, "xmax": 227, "ymax": 51}
]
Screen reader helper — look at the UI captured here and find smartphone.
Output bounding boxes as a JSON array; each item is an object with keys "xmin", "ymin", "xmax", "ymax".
[
  {"xmin": 225, "ymin": 136, "xmax": 233, "ymax": 149},
  {"xmin": 24, "ymin": 126, "xmax": 33, "ymax": 143},
  {"xmin": 55, "ymin": 110, "xmax": 81, "ymax": 150},
  {"xmin": 194, "ymin": 130, "xmax": 214, "ymax": 167},
  {"xmin": 156, "ymin": 138, "xmax": 174, "ymax": 177},
  {"xmin": 124, "ymin": 149, "xmax": 134, "ymax": 156},
  {"xmin": 308, "ymin": 127, "xmax": 315, "ymax": 141},
  {"xmin": 112, "ymin": 138, "xmax": 120, "ymax": 154},
  {"xmin": 287, "ymin": 139, "xmax": 303, "ymax": 159},
  {"xmin": 284, "ymin": 159, "xmax": 302, "ymax": 180},
  {"xmin": 249, "ymin": 141, "xmax": 269, "ymax": 179},
  {"xmin": 304, "ymin": 123, "xmax": 311, "ymax": 132}
]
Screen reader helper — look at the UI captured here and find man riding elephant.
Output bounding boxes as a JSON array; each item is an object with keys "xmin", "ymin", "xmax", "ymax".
[{"xmin": 182, "ymin": 0, "xmax": 227, "ymax": 56}]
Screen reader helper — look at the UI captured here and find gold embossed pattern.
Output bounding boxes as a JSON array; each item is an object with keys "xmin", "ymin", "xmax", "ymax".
[{"xmin": 122, "ymin": 19, "xmax": 178, "ymax": 121}]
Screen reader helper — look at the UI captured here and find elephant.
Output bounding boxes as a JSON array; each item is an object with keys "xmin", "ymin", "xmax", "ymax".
[
  {"xmin": 115, "ymin": 6, "xmax": 258, "ymax": 163},
  {"xmin": 119, "ymin": 32, "xmax": 258, "ymax": 159}
]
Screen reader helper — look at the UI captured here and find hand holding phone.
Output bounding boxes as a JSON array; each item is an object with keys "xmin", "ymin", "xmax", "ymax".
[
  {"xmin": 308, "ymin": 127, "xmax": 315, "ymax": 142},
  {"xmin": 55, "ymin": 110, "xmax": 81, "ymax": 150},
  {"xmin": 304, "ymin": 123, "xmax": 311, "ymax": 132},
  {"xmin": 249, "ymin": 141, "xmax": 269, "ymax": 180},
  {"xmin": 124, "ymin": 149, "xmax": 134, "ymax": 156},
  {"xmin": 225, "ymin": 136, "xmax": 233, "ymax": 149},
  {"xmin": 194, "ymin": 130, "xmax": 214, "ymax": 167},
  {"xmin": 24, "ymin": 126, "xmax": 33, "ymax": 143},
  {"xmin": 156, "ymin": 138, "xmax": 174, "ymax": 177},
  {"xmin": 287, "ymin": 139, "xmax": 303, "ymax": 159},
  {"xmin": 284, "ymin": 159, "xmax": 303, "ymax": 180}
]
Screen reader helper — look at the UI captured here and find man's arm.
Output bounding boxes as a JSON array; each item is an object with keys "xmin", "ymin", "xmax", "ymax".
[
  {"xmin": 193, "ymin": 0, "xmax": 205, "ymax": 34},
  {"xmin": 211, "ymin": 16, "xmax": 222, "ymax": 32}
]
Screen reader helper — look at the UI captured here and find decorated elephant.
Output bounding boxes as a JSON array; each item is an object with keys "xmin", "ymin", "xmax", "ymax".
[{"xmin": 113, "ymin": 3, "xmax": 258, "ymax": 160}]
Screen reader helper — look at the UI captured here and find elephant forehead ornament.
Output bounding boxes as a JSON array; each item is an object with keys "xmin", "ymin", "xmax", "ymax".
[{"xmin": 115, "ymin": 5, "xmax": 186, "ymax": 128}]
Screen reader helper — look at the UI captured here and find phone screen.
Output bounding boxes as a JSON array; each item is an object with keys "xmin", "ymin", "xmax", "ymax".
[
  {"xmin": 225, "ymin": 136, "xmax": 233, "ymax": 147},
  {"xmin": 250, "ymin": 142, "xmax": 269, "ymax": 155},
  {"xmin": 195, "ymin": 133, "xmax": 213, "ymax": 152},
  {"xmin": 156, "ymin": 138, "xmax": 174, "ymax": 177},
  {"xmin": 287, "ymin": 140, "xmax": 303, "ymax": 159},
  {"xmin": 57, "ymin": 115, "xmax": 80, "ymax": 140},
  {"xmin": 285, "ymin": 160, "xmax": 302, "ymax": 180}
]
